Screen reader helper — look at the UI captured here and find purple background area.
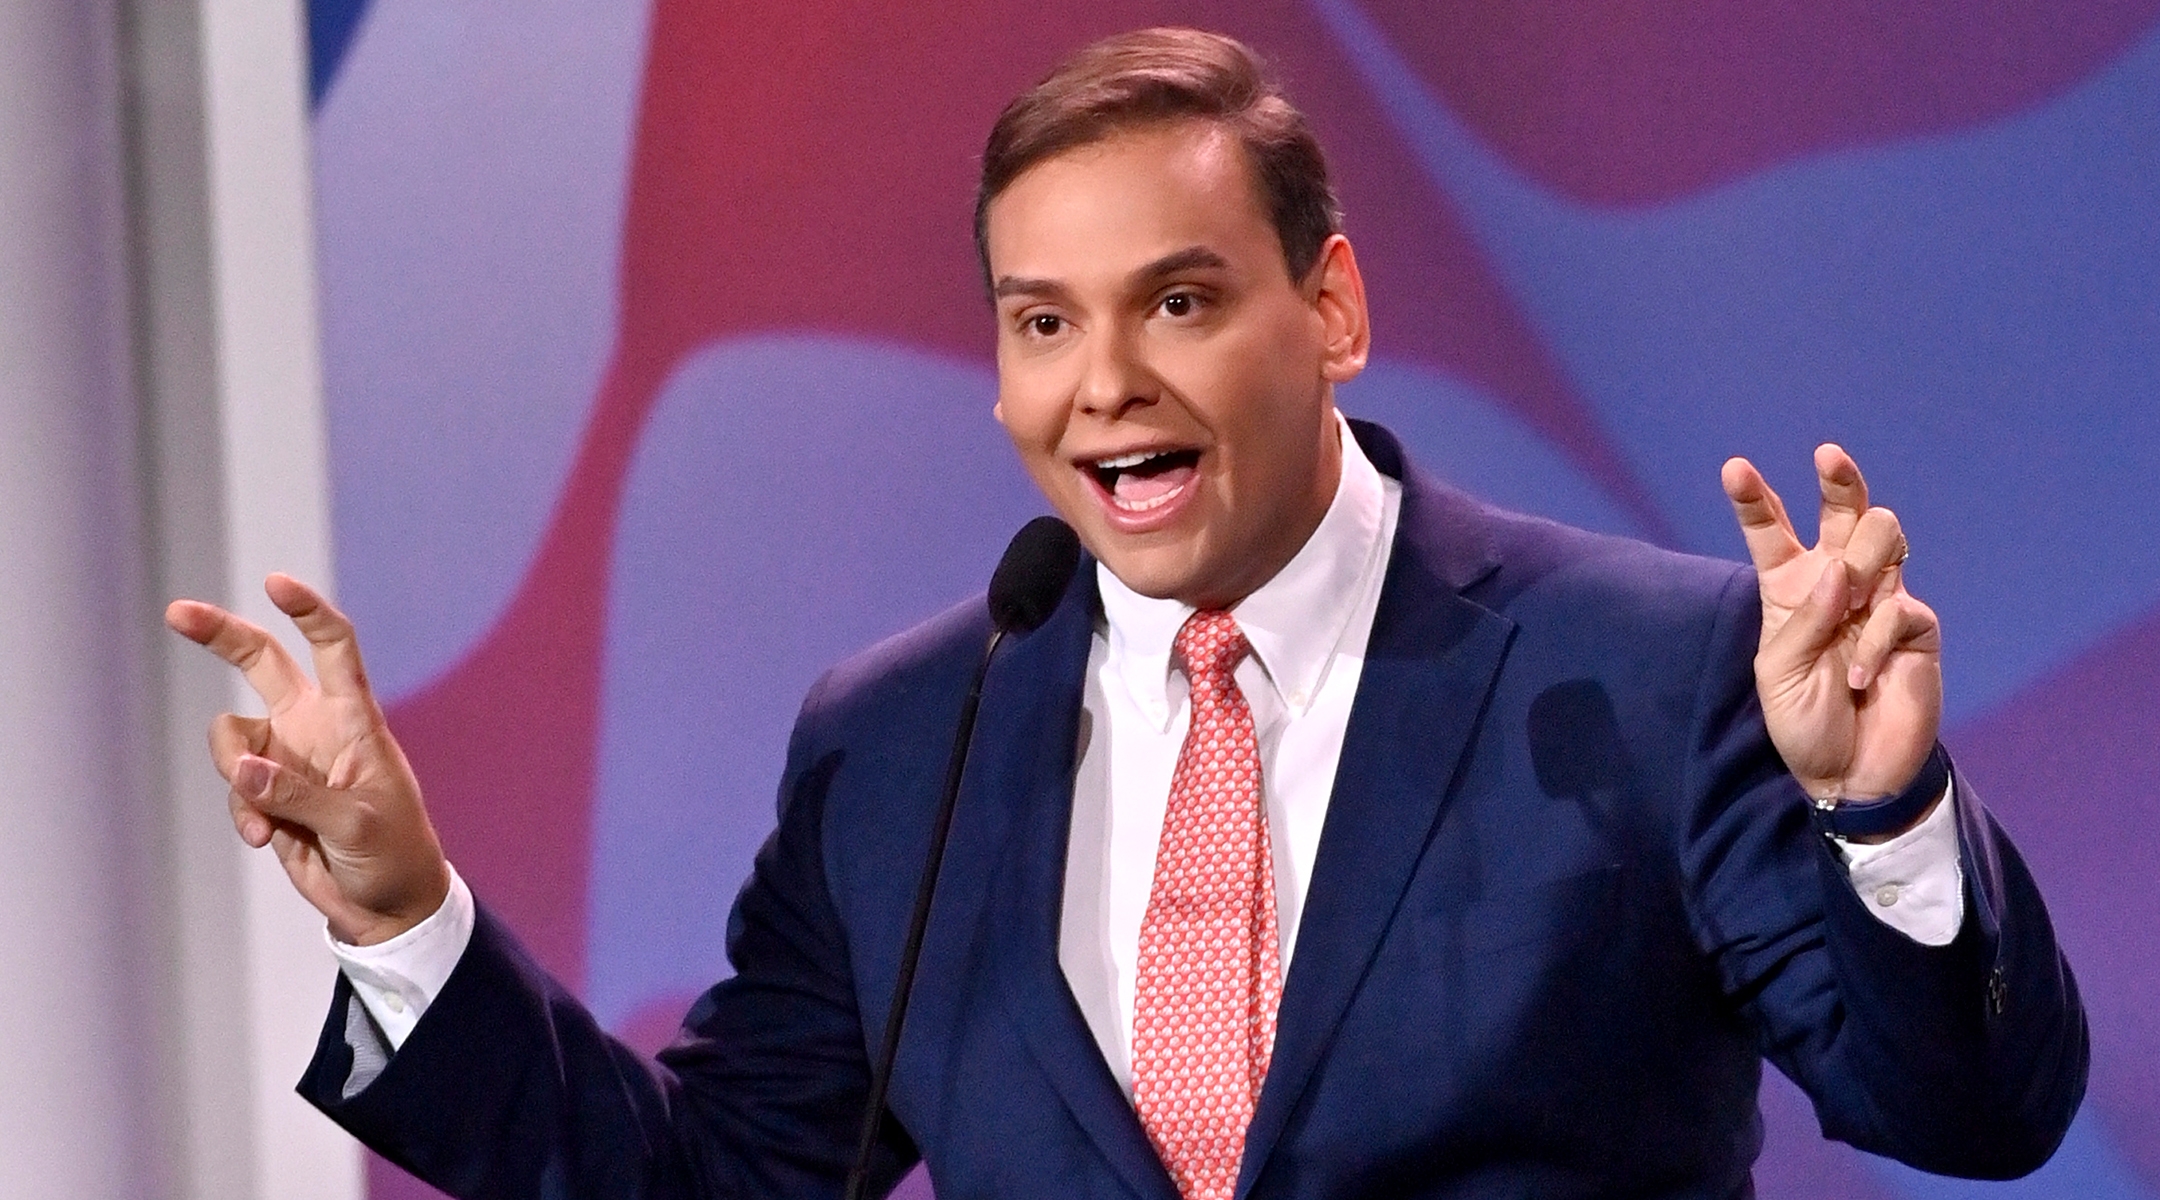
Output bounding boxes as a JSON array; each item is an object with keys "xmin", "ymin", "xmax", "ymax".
[{"xmin": 309, "ymin": 3, "xmax": 2160, "ymax": 1197}]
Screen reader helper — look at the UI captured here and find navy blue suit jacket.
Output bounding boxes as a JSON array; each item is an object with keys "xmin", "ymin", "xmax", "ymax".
[{"xmin": 301, "ymin": 422, "xmax": 2086, "ymax": 1199}]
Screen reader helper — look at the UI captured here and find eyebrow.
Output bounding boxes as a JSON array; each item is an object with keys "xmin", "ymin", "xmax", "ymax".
[
  {"xmin": 992, "ymin": 274, "xmax": 1065, "ymax": 302},
  {"xmin": 991, "ymin": 245, "xmax": 1233, "ymax": 302},
  {"xmin": 1133, "ymin": 245, "xmax": 1230, "ymax": 283}
]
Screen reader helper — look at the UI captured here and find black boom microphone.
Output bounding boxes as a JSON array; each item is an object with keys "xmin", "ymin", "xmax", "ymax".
[{"xmin": 844, "ymin": 516, "xmax": 1082, "ymax": 1200}]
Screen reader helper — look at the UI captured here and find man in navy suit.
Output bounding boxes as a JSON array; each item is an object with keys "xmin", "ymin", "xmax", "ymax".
[{"xmin": 168, "ymin": 27, "xmax": 2083, "ymax": 1199}]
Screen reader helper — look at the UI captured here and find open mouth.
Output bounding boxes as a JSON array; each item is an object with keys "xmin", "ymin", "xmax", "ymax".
[{"xmin": 1087, "ymin": 448, "xmax": 1201, "ymax": 513}]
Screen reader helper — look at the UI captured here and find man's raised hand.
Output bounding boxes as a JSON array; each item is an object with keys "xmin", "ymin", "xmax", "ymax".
[
  {"xmin": 166, "ymin": 574, "xmax": 449, "ymax": 945},
  {"xmin": 1722, "ymin": 446, "xmax": 1944, "ymax": 832}
]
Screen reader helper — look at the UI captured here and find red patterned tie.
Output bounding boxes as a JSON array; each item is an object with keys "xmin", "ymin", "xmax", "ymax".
[{"xmin": 1131, "ymin": 610, "xmax": 1283, "ymax": 1200}]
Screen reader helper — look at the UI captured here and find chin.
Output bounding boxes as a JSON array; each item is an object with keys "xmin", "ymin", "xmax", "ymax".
[
  {"xmin": 1091, "ymin": 544, "xmax": 1203, "ymax": 603},
  {"xmin": 1072, "ymin": 513, "xmax": 1247, "ymax": 606},
  {"xmin": 1094, "ymin": 558, "xmax": 1178, "ymax": 600},
  {"xmin": 1114, "ymin": 558, "xmax": 1251, "ymax": 610}
]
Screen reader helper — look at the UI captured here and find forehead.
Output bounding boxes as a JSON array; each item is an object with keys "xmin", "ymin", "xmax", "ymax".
[{"xmin": 982, "ymin": 120, "xmax": 1281, "ymax": 286}]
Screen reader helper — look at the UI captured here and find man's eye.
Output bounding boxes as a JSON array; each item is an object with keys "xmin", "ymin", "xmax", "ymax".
[
  {"xmin": 1025, "ymin": 314, "xmax": 1064, "ymax": 337},
  {"xmin": 1159, "ymin": 293, "xmax": 1199, "ymax": 317}
]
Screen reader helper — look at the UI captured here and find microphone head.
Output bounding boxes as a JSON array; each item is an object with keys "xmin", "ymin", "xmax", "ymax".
[{"xmin": 987, "ymin": 516, "xmax": 1082, "ymax": 634}]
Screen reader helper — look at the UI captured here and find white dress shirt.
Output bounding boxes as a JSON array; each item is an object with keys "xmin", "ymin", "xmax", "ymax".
[{"xmin": 333, "ymin": 420, "xmax": 1964, "ymax": 1061}]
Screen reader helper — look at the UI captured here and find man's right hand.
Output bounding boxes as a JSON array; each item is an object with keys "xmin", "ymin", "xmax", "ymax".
[{"xmin": 166, "ymin": 573, "xmax": 449, "ymax": 946}]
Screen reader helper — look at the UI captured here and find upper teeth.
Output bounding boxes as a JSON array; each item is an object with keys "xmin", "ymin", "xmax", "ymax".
[{"xmin": 1096, "ymin": 451, "xmax": 1158, "ymax": 470}]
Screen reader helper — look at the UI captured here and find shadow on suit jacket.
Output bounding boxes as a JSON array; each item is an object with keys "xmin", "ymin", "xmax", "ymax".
[{"xmin": 300, "ymin": 421, "xmax": 2087, "ymax": 1200}]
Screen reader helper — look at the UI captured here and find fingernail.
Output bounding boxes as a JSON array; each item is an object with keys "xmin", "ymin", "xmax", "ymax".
[
  {"xmin": 1848, "ymin": 663, "xmax": 1868, "ymax": 689},
  {"xmin": 235, "ymin": 755, "xmax": 273, "ymax": 799}
]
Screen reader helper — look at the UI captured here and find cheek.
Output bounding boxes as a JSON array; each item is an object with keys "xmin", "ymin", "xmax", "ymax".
[
  {"xmin": 992, "ymin": 387, "xmax": 1066, "ymax": 469},
  {"xmin": 1213, "ymin": 373, "xmax": 1328, "ymax": 495},
  {"xmin": 1182, "ymin": 308, "xmax": 1317, "ymax": 413},
  {"xmin": 1153, "ymin": 340, "xmax": 1262, "ymax": 424},
  {"xmin": 1190, "ymin": 346, "xmax": 1306, "ymax": 443}
]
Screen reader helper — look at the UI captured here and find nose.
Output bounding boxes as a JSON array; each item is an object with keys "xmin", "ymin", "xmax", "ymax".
[{"xmin": 1074, "ymin": 321, "xmax": 1157, "ymax": 418}]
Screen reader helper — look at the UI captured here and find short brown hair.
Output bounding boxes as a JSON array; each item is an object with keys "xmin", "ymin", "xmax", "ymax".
[{"xmin": 974, "ymin": 28, "xmax": 1343, "ymax": 294}]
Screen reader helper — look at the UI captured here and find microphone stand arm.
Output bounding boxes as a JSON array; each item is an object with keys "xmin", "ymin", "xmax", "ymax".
[{"xmin": 843, "ymin": 626, "xmax": 1006, "ymax": 1200}]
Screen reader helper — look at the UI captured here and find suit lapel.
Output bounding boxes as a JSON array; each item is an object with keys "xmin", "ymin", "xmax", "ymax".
[
  {"xmin": 1237, "ymin": 430, "xmax": 1518, "ymax": 1197},
  {"xmin": 976, "ymin": 565, "xmax": 1181, "ymax": 1200},
  {"xmin": 968, "ymin": 424, "xmax": 1517, "ymax": 1200}
]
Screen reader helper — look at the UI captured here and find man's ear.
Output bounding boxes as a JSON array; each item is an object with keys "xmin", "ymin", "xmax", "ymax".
[{"xmin": 1308, "ymin": 234, "xmax": 1370, "ymax": 383}]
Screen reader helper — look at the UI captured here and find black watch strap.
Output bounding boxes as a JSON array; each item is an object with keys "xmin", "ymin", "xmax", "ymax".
[{"xmin": 1810, "ymin": 743, "xmax": 1952, "ymax": 840}]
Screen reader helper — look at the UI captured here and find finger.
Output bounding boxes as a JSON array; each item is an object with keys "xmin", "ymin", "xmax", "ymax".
[
  {"xmin": 1721, "ymin": 457, "xmax": 1805, "ymax": 572},
  {"xmin": 209, "ymin": 716, "xmax": 275, "ymax": 845},
  {"xmin": 1844, "ymin": 507, "xmax": 1908, "ymax": 602},
  {"xmin": 228, "ymin": 752, "xmax": 343, "ymax": 838},
  {"xmin": 166, "ymin": 598, "xmax": 310, "ymax": 710},
  {"xmin": 264, "ymin": 822, "xmax": 318, "ymax": 872},
  {"xmin": 1760, "ymin": 561, "xmax": 1851, "ymax": 682},
  {"xmin": 1847, "ymin": 594, "xmax": 1941, "ymax": 690},
  {"xmin": 1814, "ymin": 443, "xmax": 1870, "ymax": 553},
  {"xmin": 228, "ymin": 785, "xmax": 276, "ymax": 847},
  {"xmin": 263, "ymin": 574, "xmax": 377, "ymax": 702},
  {"xmin": 207, "ymin": 712, "xmax": 271, "ymax": 776}
]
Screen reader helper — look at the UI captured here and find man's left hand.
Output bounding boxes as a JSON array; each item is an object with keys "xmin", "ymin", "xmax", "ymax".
[{"xmin": 1722, "ymin": 445, "xmax": 1943, "ymax": 825}]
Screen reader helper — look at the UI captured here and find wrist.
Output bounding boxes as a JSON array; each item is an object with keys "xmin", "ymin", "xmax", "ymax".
[
  {"xmin": 1809, "ymin": 744, "xmax": 1951, "ymax": 842},
  {"xmin": 334, "ymin": 856, "xmax": 453, "ymax": 946}
]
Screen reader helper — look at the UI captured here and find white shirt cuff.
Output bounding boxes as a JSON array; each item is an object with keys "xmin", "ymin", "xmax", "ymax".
[
  {"xmin": 326, "ymin": 864, "xmax": 476, "ymax": 1051},
  {"xmin": 1834, "ymin": 781, "xmax": 1964, "ymax": 946}
]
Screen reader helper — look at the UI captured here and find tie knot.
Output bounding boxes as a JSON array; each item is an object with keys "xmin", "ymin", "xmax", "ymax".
[{"xmin": 1174, "ymin": 609, "xmax": 1249, "ymax": 684}]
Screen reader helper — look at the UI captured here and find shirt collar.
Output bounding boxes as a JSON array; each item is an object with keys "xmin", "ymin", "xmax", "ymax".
[{"xmin": 1096, "ymin": 415, "xmax": 1391, "ymax": 730}]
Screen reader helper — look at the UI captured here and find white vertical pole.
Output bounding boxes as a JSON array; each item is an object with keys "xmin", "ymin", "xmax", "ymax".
[
  {"xmin": 0, "ymin": 0, "xmax": 162, "ymax": 1196},
  {"xmin": 192, "ymin": 0, "xmax": 360, "ymax": 1197},
  {"xmin": 1, "ymin": 0, "xmax": 358, "ymax": 1195}
]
